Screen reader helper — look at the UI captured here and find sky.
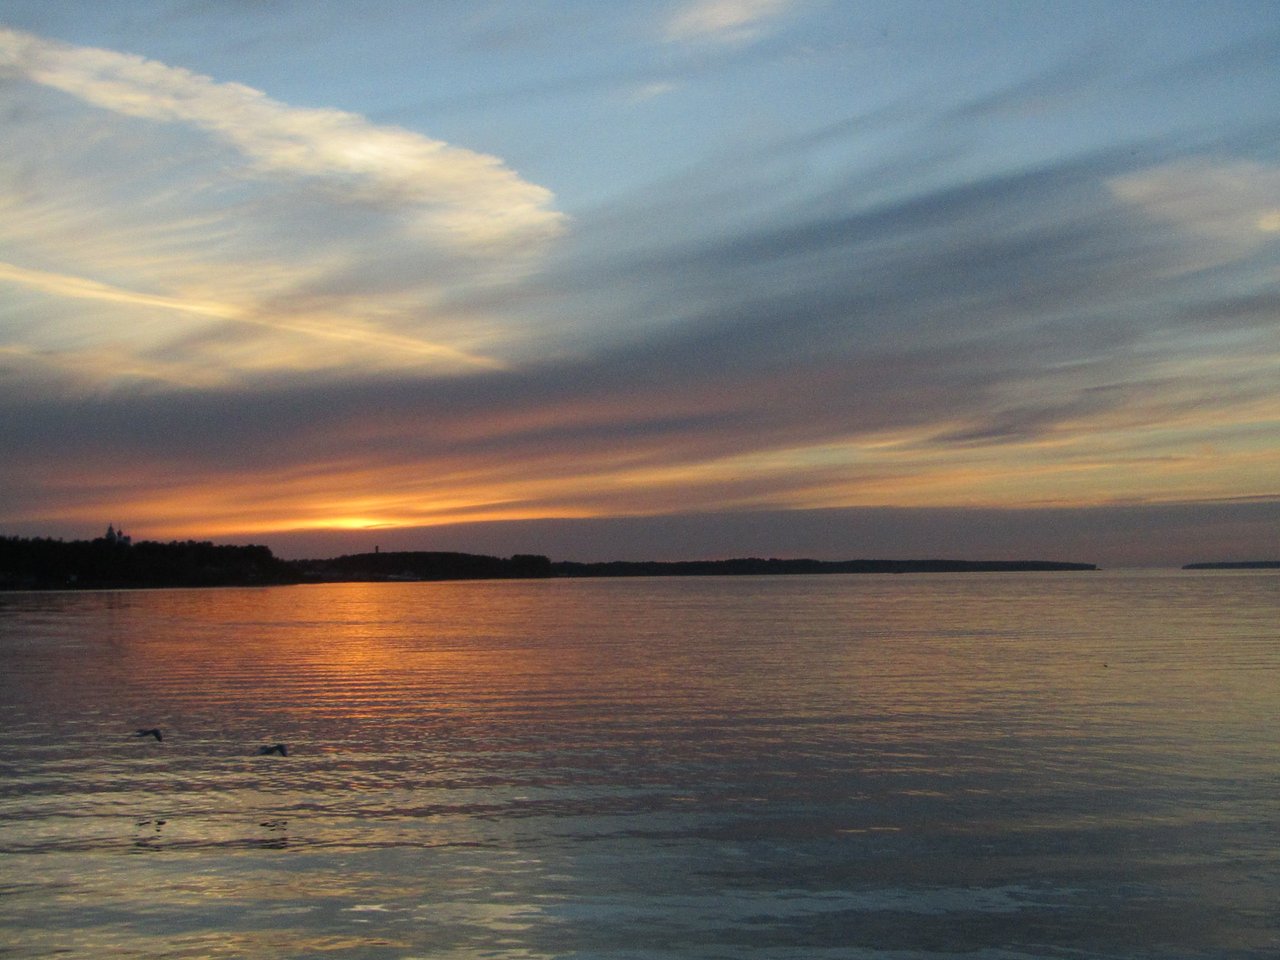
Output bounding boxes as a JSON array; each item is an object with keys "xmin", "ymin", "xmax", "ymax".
[{"xmin": 1, "ymin": 0, "xmax": 1278, "ymax": 567}]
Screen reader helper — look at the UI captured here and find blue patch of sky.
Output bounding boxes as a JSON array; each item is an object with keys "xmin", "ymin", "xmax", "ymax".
[{"xmin": 4, "ymin": 1, "xmax": 1275, "ymax": 217}]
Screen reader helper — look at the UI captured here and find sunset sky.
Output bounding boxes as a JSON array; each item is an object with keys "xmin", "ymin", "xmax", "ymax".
[{"xmin": 2, "ymin": 1, "xmax": 1277, "ymax": 567}]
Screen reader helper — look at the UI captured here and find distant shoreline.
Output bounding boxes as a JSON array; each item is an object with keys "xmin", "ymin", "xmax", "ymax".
[
  {"xmin": 296, "ymin": 552, "xmax": 1098, "ymax": 584},
  {"xmin": 1181, "ymin": 560, "xmax": 1280, "ymax": 570},
  {"xmin": 1, "ymin": 534, "xmax": 1097, "ymax": 590}
]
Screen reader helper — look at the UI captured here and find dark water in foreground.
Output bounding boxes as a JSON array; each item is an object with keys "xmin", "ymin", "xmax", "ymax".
[{"xmin": 0, "ymin": 570, "xmax": 1277, "ymax": 959}]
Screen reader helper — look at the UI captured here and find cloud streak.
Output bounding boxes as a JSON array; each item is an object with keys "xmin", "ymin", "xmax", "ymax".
[
  {"xmin": 1110, "ymin": 159, "xmax": 1280, "ymax": 267},
  {"xmin": 0, "ymin": 260, "xmax": 502, "ymax": 370},
  {"xmin": 664, "ymin": 0, "xmax": 797, "ymax": 44},
  {"xmin": 0, "ymin": 26, "xmax": 567, "ymax": 385},
  {"xmin": 0, "ymin": 26, "xmax": 565, "ymax": 250}
]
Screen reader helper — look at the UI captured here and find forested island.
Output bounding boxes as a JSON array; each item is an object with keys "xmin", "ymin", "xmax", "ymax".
[{"xmin": 0, "ymin": 530, "xmax": 1096, "ymax": 590}]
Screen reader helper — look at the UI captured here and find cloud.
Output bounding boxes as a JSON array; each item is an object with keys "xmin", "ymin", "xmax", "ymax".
[
  {"xmin": 664, "ymin": 0, "xmax": 796, "ymax": 44},
  {"xmin": 0, "ymin": 26, "xmax": 569, "ymax": 385},
  {"xmin": 6, "ymin": 128, "xmax": 1276, "ymax": 539},
  {"xmin": 0, "ymin": 26, "xmax": 565, "ymax": 250},
  {"xmin": 0, "ymin": 260, "xmax": 501, "ymax": 370},
  {"xmin": 628, "ymin": 81, "xmax": 679, "ymax": 102},
  {"xmin": 1109, "ymin": 159, "xmax": 1280, "ymax": 268}
]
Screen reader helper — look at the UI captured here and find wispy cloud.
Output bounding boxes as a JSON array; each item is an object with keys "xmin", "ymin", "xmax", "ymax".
[
  {"xmin": 628, "ymin": 81, "xmax": 679, "ymax": 102},
  {"xmin": 0, "ymin": 26, "xmax": 565, "ymax": 250},
  {"xmin": 664, "ymin": 0, "xmax": 797, "ymax": 44},
  {"xmin": 0, "ymin": 26, "xmax": 566, "ymax": 386},
  {"xmin": 1109, "ymin": 159, "xmax": 1280, "ymax": 269},
  {"xmin": 0, "ymin": 260, "xmax": 502, "ymax": 370}
]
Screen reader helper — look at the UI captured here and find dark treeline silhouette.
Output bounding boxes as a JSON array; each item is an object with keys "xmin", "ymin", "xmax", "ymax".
[
  {"xmin": 297, "ymin": 551, "xmax": 1095, "ymax": 582},
  {"xmin": 1, "ymin": 534, "xmax": 1096, "ymax": 590},
  {"xmin": 550, "ymin": 557, "xmax": 1096, "ymax": 576},
  {"xmin": 0, "ymin": 534, "xmax": 297, "ymax": 589},
  {"xmin": 299, "ymin": 551, "xmax": 554, "ymax": 582},
  {"xmin": 1182, "ymin": 560, "xmax": 1279, "ymax": 570}
]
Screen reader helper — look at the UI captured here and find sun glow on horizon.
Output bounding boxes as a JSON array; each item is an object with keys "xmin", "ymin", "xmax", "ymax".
[{"xmin": 19, "ymin": 411, "xmax": 1278, "ymax": 548}]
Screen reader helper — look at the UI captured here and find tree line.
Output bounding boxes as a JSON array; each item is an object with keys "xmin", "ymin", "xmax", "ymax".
[
  {"xmin": 0, "ymin": 534, "xmax": 297, "ymax": 589},
  {"xmin": 1, "ymin": 535, "xmax": 1098, "ymax": 591}
]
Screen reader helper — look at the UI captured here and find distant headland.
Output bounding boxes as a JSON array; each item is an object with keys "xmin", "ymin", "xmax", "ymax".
[
  {"xmin": 1181, "ymin": 560, "xmax": 1280, "ymax": 570},
  {"xmin": 0, "ymin": 528, "xmax": 1097, "ymax": 591}
]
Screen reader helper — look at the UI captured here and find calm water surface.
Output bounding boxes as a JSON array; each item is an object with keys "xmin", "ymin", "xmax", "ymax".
[{"xmin": 1, "ymin": 570, "xmax": 1277, "ymax": 958}]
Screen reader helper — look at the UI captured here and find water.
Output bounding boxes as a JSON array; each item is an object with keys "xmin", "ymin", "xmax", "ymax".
[{"xmin": 0, "ymin": 570, "xmax": 1277, "ymax": 959}]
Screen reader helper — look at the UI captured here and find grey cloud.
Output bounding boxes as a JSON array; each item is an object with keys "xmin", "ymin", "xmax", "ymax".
[
  {"xmin": 2, "ymin": 132, "xmax": 1265, "ymax": 493},
  {"xmin": 1174, "ymin": 291, "xmax": 1280, "ymax": 332},
  {"xmin": 537, "ymin": 159, "xmax": 1144, "ymax": 404},
  {"xmin": 944, "ymin": 53, "xmax": 1114, "ymax": 123}
]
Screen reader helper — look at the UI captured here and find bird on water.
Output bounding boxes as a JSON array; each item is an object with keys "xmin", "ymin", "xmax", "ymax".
[
  {"xmin": 134, "ymin": 728, "xmax": 163, "ymax": 741},
  {"xmin": 257, "ymin": 743, "xmax": 288, "ymax": 756}
]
